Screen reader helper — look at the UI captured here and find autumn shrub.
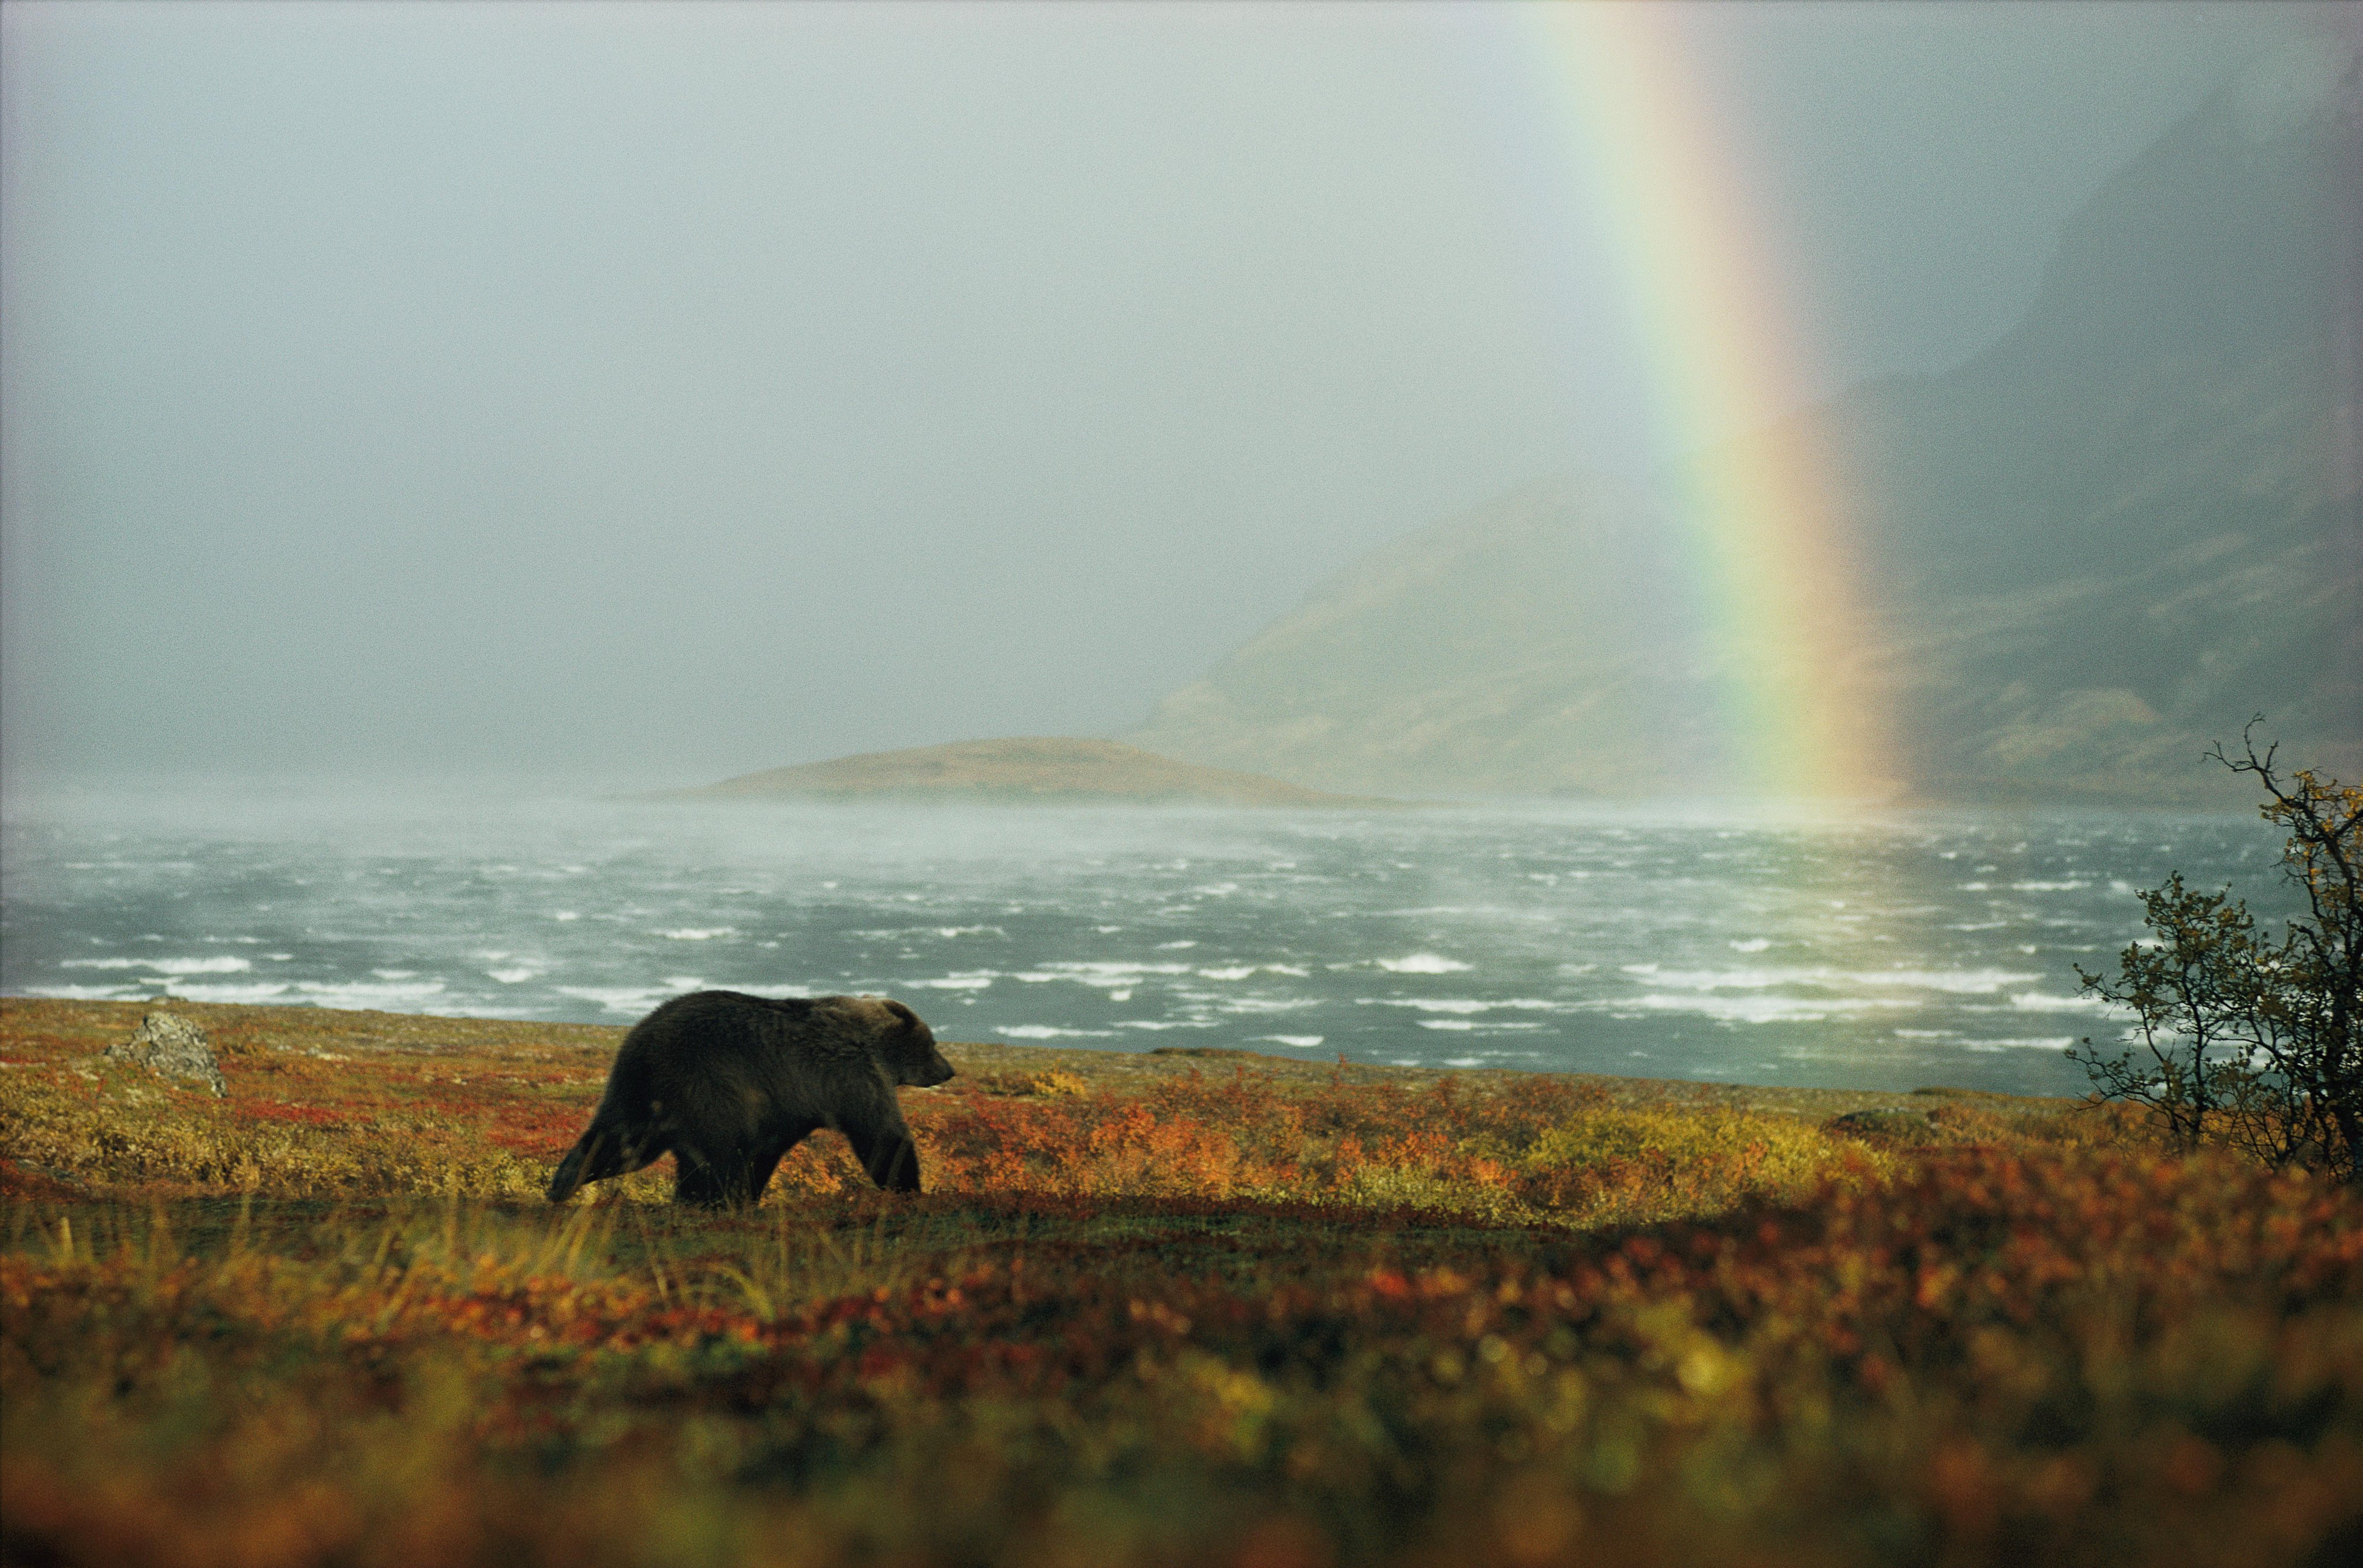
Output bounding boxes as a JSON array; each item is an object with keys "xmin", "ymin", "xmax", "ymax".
[
  {"xmin": 905, "ymin": 1068, "xmax": 1695, "ymax": 1220},
  {"xmin": 2072, "ymin": 730, "xmax": 2363, "ymax": 1180},
  {"xmin": 1522, "ymin": 1104, "xmax": 1888, "ymax": 1222},
  {"xmin": 0, "ymin": 1062, "xmax": 550, "ymax": 1200}
]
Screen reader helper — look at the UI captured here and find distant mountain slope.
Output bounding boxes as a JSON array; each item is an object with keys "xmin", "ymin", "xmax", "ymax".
[
  {"xmin": 1133, "ymin": 39, "xmax": 2361, "ymax": 804},
  {"xmin": 693, "ymin": 738, "xmax": 1398, "ymax": 807},
  {"xmin": 1810, "ymin": 33, "xmax": 2360, "ymax": 801},
  {"xmin": 1131, "ymin": 478, "xmax": 1734, "ymax": 797}
]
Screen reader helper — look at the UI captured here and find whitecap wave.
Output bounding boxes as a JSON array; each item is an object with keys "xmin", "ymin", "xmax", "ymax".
[
  {"xmin": 1014, "ymin": 962, "xmax": 1191, "ymax": 986},
  {"xmin": 294, "ymin": 979, "xmax": 450, "ymax": 1009},
  {"xmin": 1615, "ymin": 965, "xmax": 2038, "ymax": 996},
  {"xmin": 554, "ymin": 985, "xmax": 669, "ymax": 1015},
  {"xmin": 1417, "ymin": 1019, "xmax": 1544, "ymax": 1031},
  {"xmin": 2008, "ymin": 992, "xmax": 2116, "ymax": 1013},
  {"xmin": 62, "ymin": 955, "xmax": 252, "ymax": 975},
  {"xmin": 1376, "ymin": 954, "xmax": 1471, "ymax": 974},
  {"xmin": 1615, "ymin": 993, "xmax": 1906, "ymax": 1024},
  {"xmin": 1366, "ymin": 998, "xmax": 1566, "ymax": 1014},
  {"xmin": 168, "ymin": 982, "xmax": 294, "ymax": 1003}
]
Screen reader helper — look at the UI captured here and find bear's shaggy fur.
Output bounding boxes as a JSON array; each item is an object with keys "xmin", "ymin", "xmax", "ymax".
[{"xmin": 546, "ymin": 991, "xmax": 955, "ymax": 1207}]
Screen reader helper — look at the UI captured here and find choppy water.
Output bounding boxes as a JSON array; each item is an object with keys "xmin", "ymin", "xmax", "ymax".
[{"xmin": 0, "ymin": 783, "xmax": 2293, "ymax": 1095}]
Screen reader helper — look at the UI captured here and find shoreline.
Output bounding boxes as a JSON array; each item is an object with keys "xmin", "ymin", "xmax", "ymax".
[{"xmin": 0, "ymin": 994, "xmax": 2080, "ymax": 1129}]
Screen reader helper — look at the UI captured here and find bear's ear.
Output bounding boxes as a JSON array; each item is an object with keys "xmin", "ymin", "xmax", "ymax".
[{"xmin": 880, "ymin": 999, "xmax": 921, "ymax": 1031}]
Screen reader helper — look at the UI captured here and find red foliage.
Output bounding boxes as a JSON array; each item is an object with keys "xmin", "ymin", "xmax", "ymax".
[{"xmin": 244, "ymin": 1101, "xmax": 348, "ymax": 1128}]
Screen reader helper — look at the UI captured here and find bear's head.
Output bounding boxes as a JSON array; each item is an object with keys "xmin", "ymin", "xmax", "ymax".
[{"xmin": 837, "ymin": 996, "xmax": 956, "ymax": 1087}]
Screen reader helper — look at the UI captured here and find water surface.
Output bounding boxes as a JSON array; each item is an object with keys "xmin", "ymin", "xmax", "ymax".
[{"xmin": 1, "ymin": 784, "xmax": 2291, "ymax": 1096}]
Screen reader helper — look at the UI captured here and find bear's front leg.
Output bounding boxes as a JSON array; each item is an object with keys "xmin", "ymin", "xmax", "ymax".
[
  {"xmin": 672, "ymin": 1156, "xmax": 736, "ymax": 1208},
  {"xmin": 843, "ymin": 1117, "xmax": 922, "ymax": 1193}
]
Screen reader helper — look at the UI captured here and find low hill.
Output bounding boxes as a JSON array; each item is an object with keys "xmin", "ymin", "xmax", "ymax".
[{"xmin": 691, "ymin": 737, "xmax": 1397, "ymax": 807}]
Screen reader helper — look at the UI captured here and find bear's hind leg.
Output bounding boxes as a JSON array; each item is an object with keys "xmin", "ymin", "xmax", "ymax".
[
  {"xmin": 547, "ymin": 1119, "xmax": 667, "ymax": 1203},
  {"xmin": 672, "ymin": 1140, "xmax": 777, "ymax": 1209},
  {"xmin": 740, "ymin": 1145, "xmax": 791, "ymax": 1207}
]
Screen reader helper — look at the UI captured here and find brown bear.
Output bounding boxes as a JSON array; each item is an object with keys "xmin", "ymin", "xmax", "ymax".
[{"xmin": 546, "ymin": 991, "xmax": 955, "ymax": 1207}]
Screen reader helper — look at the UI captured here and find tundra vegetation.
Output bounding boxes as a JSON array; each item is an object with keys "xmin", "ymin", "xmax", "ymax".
[{"xmin": 3, "ymin": 996, "xmax": 2359, "ymax": 1567}]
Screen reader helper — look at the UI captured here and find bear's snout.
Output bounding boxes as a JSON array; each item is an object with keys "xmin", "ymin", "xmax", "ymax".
[{"xmin": 917, "ymin": 1053, "xmax": 956, "ymax": 1088}]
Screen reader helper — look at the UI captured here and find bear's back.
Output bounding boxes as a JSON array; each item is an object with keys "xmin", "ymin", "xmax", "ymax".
[{"xmin": 624, "ymin": 991, "xmax": 877, "ymax": 1078}]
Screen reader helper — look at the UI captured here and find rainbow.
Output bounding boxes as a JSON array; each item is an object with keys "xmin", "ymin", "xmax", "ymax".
[{"xmin": 1511, "ymin": 3, "xmax": 1899, "ymax": 800}]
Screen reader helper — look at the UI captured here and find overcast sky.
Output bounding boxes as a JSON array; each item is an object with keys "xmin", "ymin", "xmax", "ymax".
[{"xmin": 0, "ymin": 1, "xmax": 2339, "ymax": 787}]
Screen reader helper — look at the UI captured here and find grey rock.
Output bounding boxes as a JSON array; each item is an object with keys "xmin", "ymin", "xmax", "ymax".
[{"xmin": 106, "ymin": 1011, "xmax": 227, "ymax": 1097}]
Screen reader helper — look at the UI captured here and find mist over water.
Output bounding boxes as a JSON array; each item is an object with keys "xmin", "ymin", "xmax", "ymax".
[{"xmin": 0, "ymin": 786, "xmax": 2292, "ymax": 1096}]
